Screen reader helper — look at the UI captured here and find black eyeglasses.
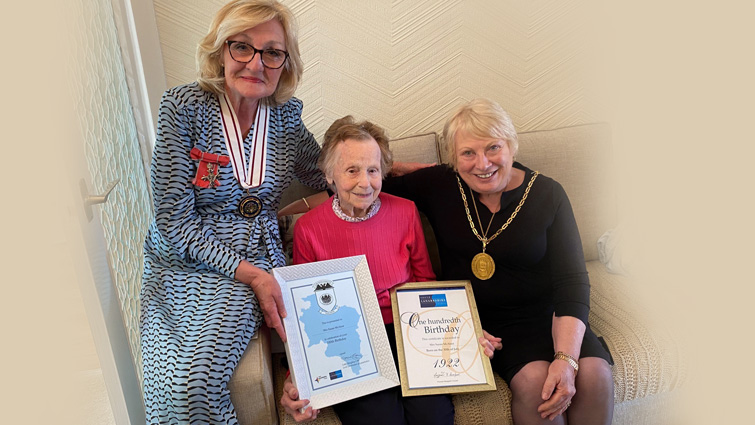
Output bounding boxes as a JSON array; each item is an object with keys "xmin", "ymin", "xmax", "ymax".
[{"xmin": 226, "ymin": 40, "xmax": 289, "ymax": 69}]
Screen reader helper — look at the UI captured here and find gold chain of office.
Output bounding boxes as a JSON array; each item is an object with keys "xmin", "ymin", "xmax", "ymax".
[
  {"xmin": 456, "ymin": 171, "xmax": 539, "ymax": 247},
  {"xmin": 456, "ymin": 171, "xmax": 539, "ymax": 280}
]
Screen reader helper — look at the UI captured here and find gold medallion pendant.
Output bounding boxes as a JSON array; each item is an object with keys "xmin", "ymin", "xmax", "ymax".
[
  {"xmin": 238, "ymin": 195, "xmax": 262, "ymax": 218},
  {"xmin": 456, "ymin": 172, "xmax": 539, "ymax": 282},
  {"xmin": 471, "ymin": 252, "xmax": 496, "ymax": 280}
]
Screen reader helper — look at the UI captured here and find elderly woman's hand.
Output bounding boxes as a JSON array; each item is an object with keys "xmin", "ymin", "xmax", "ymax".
[
  {"xmin": 390, "ymin": 161, "xmax": 436, "ymax": 176},
  {"xmin": 537, "ymin": 360, "xmax": 577, "ymax": 420},
  {"xmin": 281, "ymin": 375, "xmax": 320, "ymax": 422},
  {"xmin": 234, "ymin": 261, "xmax": 287, "ymax": 342},
  {"xmin": 478, "ymin": 329, "xmax": 502, "ymax": 359}
]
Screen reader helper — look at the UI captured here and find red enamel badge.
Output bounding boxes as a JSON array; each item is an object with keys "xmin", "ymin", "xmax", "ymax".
[{"xmin": 190, "ymin": 147, "xmax": 230, "ymax": 188}]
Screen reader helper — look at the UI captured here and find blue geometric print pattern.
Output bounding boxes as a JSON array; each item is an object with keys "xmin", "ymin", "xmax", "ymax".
[{"xmin": 140, "ymin": 83, "xmax": 326, "ymax": 424}]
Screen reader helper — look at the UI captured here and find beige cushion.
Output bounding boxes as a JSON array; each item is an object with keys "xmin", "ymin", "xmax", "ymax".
[
  {"xmin": 587, "ymin": 260, "xmax": 687, "ymax": 402},
  {"xmin": 515, "ymin": 123, "xmax": 616, "ymax": 261},
  {"xmin": 388, "ymin": 133, "xmax": 444, "ymax": 274},
  {"xmin": 451, "ymin": 375, "xmax": 513, "ymax": 425},
  {"xmin": 388, "ymin": 132, "xmax": 441, "ymax": 164},
  {"xmin": 229, "ymin": 326, "xmax": 278, "ymax": 425}
]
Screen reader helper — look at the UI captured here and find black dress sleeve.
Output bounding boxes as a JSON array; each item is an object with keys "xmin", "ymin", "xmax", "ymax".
[
  {"xmin": 547, "ymin": 181, "xmax": 591, "ymax": 324},
  {"xmin": 382, "ymin": 165, "xmax": 450, "ymax": 213}
]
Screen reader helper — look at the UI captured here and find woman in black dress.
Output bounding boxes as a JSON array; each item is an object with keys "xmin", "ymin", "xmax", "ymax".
[{"xmin": 384, "ymin": 98, "xmax": 614, "ymax": 425}]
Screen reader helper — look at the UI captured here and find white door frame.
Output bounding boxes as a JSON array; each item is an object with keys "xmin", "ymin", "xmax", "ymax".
[
  {"xmin": 78, "ymin": 0, "xmax": 165, "ymax": 422},
  {"xmin": 110, "ymin": 0, "xmax": 167, "ymax": 176},
  {"xmin": 70, "ymin": 188, "xmax": 147, "ymax": 425}
]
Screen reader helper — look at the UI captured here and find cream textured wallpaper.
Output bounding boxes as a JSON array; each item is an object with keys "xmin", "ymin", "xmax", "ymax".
[
  {"xmin": 153, "ymin": 0, "xmax": 610, "ymax": 142},
  {"xmin": 71, "ymin": 0, "xmax": 153, "ymax": 384}
]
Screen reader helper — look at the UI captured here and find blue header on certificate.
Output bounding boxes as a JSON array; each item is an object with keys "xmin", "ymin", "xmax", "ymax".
[{"xmin": 419, "ymin": 294, "xmax": 448, "ymax": 308}]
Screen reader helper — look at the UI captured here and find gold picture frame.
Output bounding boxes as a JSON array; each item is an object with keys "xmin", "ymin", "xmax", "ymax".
[{"xmin": 390, "ymin": 280, "xmax": 496, "ymax": 396}]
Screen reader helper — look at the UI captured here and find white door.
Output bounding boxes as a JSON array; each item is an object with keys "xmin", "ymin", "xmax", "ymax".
[
  {"xmin": 66, "ymin": 0, "xmax": 165, "ymax": 423},
  {"xmin": 2, "ymin": 0, "xmax": 162, "ymax": 421}
]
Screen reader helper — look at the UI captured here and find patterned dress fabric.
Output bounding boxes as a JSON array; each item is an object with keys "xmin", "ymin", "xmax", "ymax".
[{"xmin": 140, "ymin": 82, "xmax": 325, "ymax": 424}]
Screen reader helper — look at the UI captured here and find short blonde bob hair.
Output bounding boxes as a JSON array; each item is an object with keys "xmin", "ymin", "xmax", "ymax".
[
  {"xmin": 319, "ymin": 116, "xmax": 394, "ymax": 183},
  {"xmin": 442, "ymin": 98, "xmax": 519, "ymax": 170},
  {"xmin": 196, "ymin": 0, "xmax": 303, "ymax": 106}
]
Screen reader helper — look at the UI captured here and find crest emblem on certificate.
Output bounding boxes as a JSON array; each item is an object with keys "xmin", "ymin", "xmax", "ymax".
[{"xmin": 313, "ymin": 280, "xmax": 339, "ymax": 314}]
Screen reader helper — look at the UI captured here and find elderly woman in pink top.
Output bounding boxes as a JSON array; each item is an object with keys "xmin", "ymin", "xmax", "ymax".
[{"xmin": 279, "ymin": 116, "xmax": 455, "ymax": 425}]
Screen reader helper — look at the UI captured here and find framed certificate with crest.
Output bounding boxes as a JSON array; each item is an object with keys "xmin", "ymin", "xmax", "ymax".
[
  {"xmin": 390, "ymin": 280, "xmax": 496, "ymax": 396},
  {"xmin": 273, "ymin": 255, "xmax": 399, "ymax": 410}
]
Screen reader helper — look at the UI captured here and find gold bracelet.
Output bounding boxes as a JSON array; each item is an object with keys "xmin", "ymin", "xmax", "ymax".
[
  {"xmin": 301, "ymin": 197, "xmax": 311, "ymax": 211},
  {"xmin": 554, "ymin": 351, "xmax": 579, "ymax": 373}
]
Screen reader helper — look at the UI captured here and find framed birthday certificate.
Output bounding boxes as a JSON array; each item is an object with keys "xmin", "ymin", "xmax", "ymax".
[
  {"xmin": 273, "ymin": 255, "xmax": 399, "ymax": 410},
  {"xmin": 390, "ymin": 281, "xmax": 496, "ymax": 396}
]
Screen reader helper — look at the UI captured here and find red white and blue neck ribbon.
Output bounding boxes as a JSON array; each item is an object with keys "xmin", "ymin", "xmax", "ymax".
[{"xmin": 218, "ymin": 93, "xmax": 269, "ymax": 189}]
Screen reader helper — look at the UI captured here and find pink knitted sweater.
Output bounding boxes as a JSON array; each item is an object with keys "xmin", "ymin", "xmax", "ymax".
[{"xmin": 293, "ymin": 193, "xmax": 435, "ymax": 323}]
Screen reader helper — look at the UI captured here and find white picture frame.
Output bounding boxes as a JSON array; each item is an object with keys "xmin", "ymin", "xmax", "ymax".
[{"xmin": 273, "ymin": 255, "xmax": 400, "ymax": 409}]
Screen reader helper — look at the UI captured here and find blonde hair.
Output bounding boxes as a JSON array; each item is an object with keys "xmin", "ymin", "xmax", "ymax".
[
  {"xmin": 196, "ymin": 0, "xmax": 303, "ymax": 105},
  {"xmin": 319, "ymin": 116, "xmax": 393, "ymax": 182},
  {"xmin": 442, "ymin": 98, "xmax": 519, "ymax": 169}
]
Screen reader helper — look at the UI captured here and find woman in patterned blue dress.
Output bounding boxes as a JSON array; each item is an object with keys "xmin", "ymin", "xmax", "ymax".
[{"xmin": 140, "ymin": 1, "xmax": 326, "ymax": 423}]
